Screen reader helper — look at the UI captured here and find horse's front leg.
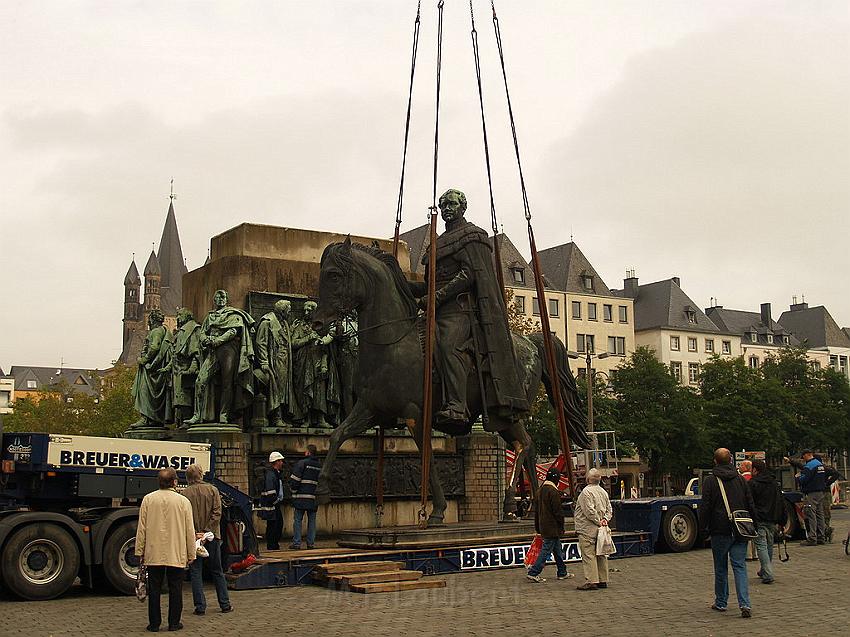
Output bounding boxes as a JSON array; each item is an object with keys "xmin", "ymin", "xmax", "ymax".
[
  {"xmin": 316, "ymin": 400, "xmax": 373, "ymax": 504},
  {"xmin": 408, "ymin": 413, "xmax": 447, "ymax": 527},
  {"xmin": 500, "ymin": 421, "xmax": 534, "ymax": 521}
]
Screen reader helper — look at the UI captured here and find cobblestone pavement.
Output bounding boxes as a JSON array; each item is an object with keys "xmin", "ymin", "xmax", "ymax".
[{"xmin": 2, "ymin": 511, "xmax": 848, "ymax": 637}]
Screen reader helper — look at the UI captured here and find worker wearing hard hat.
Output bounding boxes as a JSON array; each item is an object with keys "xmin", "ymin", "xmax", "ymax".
[{"xmin": 261, "ymin": 451, "xmax": 286, "ymax": 551}]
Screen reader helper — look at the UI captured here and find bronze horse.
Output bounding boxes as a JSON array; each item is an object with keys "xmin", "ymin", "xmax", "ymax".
[{"xmin": 313, "ymin": 238, "xmax": 588, "ymax": 524}]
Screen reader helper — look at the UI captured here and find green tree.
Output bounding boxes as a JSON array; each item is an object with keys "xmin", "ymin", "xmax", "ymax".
[
  {"xmin": 5, "ymin": 366, "xmax": 137, "ymax": 436},
  {"xmin": 611, "ymin": 347, "xmax": 708, "ymax": 483},
  {"xmin": 699, "ymin": 355, "xmax": 790, "ymax": 456}
]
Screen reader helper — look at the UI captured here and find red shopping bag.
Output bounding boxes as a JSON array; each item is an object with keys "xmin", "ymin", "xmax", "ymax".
[{"xmin": 524, "ymin": 534, "xmax": 543, "ymax": 567}]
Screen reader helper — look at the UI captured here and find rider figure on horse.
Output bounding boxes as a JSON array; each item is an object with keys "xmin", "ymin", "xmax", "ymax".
[{"xmin": 410, "ymin": 188, "xmax": 529, "ymax": 427}]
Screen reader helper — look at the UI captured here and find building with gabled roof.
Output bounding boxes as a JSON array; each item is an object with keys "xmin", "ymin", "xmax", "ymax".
[
  {"xmin": 9, "ymin": 365, "xmax": 101, "ymax": 403},
  {"xmin": 705, "ymin": 302, "xmax": 828, "ymax": 371},
  {"xmin": 0, "ymin": 368, "xmax": 12, "ymax": 415},
  {"xmin": 613, "ymin": 274, "xmax": 740, "ymax": 387},
  {"xmin": 778, "ymin": 300, "xmax": 850, "ymax": 379},
  {"xmin": 118, "ymin": 197, "xmax": 189, "ymax": 365}
]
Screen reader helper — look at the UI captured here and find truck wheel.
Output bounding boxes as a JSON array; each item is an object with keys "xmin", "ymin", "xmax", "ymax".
[
  {"xmin": 661, "ymin": 506, "xmax": 697, "ymax": 552},
  {"xmin": 780, "ymin": 500, "xmax": 800, "ymax": 539},
  {"xmin": 1, "ymin": 524, "xmax": 80, "ymax": 600},
  {"xmin": 101, "ymin": 522, "xmax": 140, "ymax": 595}
]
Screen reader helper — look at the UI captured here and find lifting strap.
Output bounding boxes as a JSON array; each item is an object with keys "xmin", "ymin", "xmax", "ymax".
[
  {"xmin": 381, "ymin": 0, "xmax": 422, "ymax": 529},
  {"xmin": 490, "ymin": 0, "xmax": 578, "ymax": 501},
  {"xmin": 419, "ymin": 0, "xmax": 445, "ymax": 527}
]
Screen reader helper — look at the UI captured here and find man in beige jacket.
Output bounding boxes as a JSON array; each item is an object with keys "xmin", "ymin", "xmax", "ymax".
[
  {"xmin": 135, "ymin": 467, "xmax": 196, "ymax": 632},
  {"xmin": 574, "ymin": 468, "xmax": 613, "ymax": 591}
]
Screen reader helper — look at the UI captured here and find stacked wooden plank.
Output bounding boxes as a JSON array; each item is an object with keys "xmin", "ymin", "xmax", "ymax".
[{"xmin": 313, "ymin": 560, "xmax": 446, "ymax": 594}]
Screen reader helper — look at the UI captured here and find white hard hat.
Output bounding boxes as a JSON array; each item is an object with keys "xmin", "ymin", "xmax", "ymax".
[{"xmin": 269, "ymin": 451, "xmax": 284, "ymax": 463}]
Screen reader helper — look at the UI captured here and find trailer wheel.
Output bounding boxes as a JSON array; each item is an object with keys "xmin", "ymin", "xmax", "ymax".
[
  {"xmin": 1, "ymin": 524, "xmax": 80, "ymax": 600},
  {"xmin": 780, "ymin": 500, "xmax": 801, "ymax": 540},
  {"xmin": 661, "ymin": 506, "xmax": 697, "ymax": 552},
  {"xmin": 100, "ymin": 522, "xmax": 140, "ymax": 595}
]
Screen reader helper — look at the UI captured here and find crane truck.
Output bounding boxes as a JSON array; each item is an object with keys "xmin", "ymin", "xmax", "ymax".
[{"xmin": 0, "ymin": 432, "xmax": 255, "ymax": 600}]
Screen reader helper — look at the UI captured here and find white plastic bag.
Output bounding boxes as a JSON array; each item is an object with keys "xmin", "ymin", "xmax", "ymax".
[{"xmin": 596, "ymin": 525, "xmax": 616, "ymax": 556}]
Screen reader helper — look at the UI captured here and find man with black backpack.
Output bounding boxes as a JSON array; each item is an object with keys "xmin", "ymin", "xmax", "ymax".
[
  {"xmin": 698, "ymin": 448, "xmax": 757, "ymax": 619},
  {"xmin": 749, "ymin": 459, "xmax": 785, "ymax": 585}
]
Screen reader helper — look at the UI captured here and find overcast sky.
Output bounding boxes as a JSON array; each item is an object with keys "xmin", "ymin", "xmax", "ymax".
[{"xmin": 1, "ymin": 1, "xmax": 848, "ymax": 371}]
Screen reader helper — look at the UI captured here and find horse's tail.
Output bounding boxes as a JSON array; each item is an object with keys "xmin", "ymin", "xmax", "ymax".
[{"xmin": 529, "ymin": 332, "xmax": 591, "ymax": 450}]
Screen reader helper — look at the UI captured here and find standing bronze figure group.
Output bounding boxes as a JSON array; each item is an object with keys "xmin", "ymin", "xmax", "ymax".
[{"xmin": 129, "ymin": 292, "xmax": 358, "ymax": 431}]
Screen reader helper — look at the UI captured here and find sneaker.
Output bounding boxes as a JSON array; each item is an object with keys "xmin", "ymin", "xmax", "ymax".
[
  {"xmin": 761, "ymin": 579, "xmax": 774, "ymax": 585},
  {"xmin": 556, "ymin": 573, "xmax": 575, "ymax": 580},
  {"xmin": 306, "ymin": 544, "xmax": 316, "ymax": 550},
  {"xmin": 193, "ymin": 609, "xmax": 205, "ymax": 616},
  {"xmin": 526, "ymin": 574, "xmax": 546, "ymax": 583},
  {"xmin": 576, "ymin": 582, "xmax": 598, "ymax": 591},
  {"xmin": 756, "ymin": 569, "xmax": 763, "ymax": 578},
  {"xmin": 596, "ymin": 582, "xmax": 608, "ymax": 588},
  {"xmin": 167, "ymin": 625, "xmax": 183, "ymax": 632},
  {"xmin": 221, "ymin": 607, "xmax": 234, "ymax": 613},
  {"xmin": 289, "ymin": 543, "xmax": 301, "ymax": 550},
  {"xmin": 146, "ymin": 628, "xmax": 160, "ymax": 633},
  {"xmin": 741, "ymin": 608, "xmax": 752, "ymax": 619},
  {"xmin": 711, "ymin": 604, "xmax": 727, "ymax": 612}
]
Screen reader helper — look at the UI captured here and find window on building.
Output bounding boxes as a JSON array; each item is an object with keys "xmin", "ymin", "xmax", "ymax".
[
  {"xmin": 670, "ymin": 336, "xmax": 680, "ymax": 351},
  {"xmin": 670, "ymin": 361, "xmax": 683, "ymax": 383},
  {"xmin": 618, "ymin": 306, "xmax": 628, "ymax": 323},
  {"xmin": 577, "ymin": 334, "xmax": 586, "ymax": 353},
  {"xmin": 840, "ymin": 356, "xmax": 848, "ymax": 376},
  {"xmin": 766, "ymin": 334, "xmax": 774, "ymax": 344},
  {"xmin": 533, "ymin": 297, "xmax": 540, "ymax": 316},
  {"xmin": 751, "ymin": 332, "xmax": 758, "ymax": 343},
  {"xmin": 511, "ymin": 268, "xmax": 525, "ymax": 284},
  {"xmin": 571, "ymin": 301, "xmax": 581, "ymax": 319},
  {"xmin": 581, "ymin": 274, "xmax": 594, "ymax": 291},
  {"xmin": 586, "ymin": 334, "xmax": 595, "ymax": 353},
  {"xmin": 588, "ymin": 303, "xmax": 597, "ymax": 321},
  {"xmin": 74, "ymin": 376, "xmax": 87, "ymax": 385},
  {"xmin": 687, "ymin": 337, "xmax": 697, "ymax": 352},
  {"xmin": 549, "ymin": 298, "xmax": 559, "ymax": 317},
  {"xmin": 705, "ymin": 339, "xmax": 714, "ymax": 353},
  {"xmin": 614, "ymin": 336, "xmax": 626, "ymax": 355},
  {"xmin": 722, "ymin": 340, "xmax": 732, "ymax": 354},
  {"xmin": 811, "ymin": 361, "xmax": 822, "ymax": 371},
  {"xmin": 685, "ymin": 309, "xmax": 696, "ymax": 324},
  {"xmin": 577, "ymin": 367, "xmax": 587, "ymax": 379},
  {"xmin": 782, "ymin": 335, "xmax": 790, "ymax": 345},
  {"xmin": 830, "ymin": 355, "xmax": 838, "ymax": 370},
  {"xmin": 577, "ymin": 334, "xmax": 595, "ymax": 353},
  {"xmin": 26, "ymin": 379, "xmax": 37, "ymax": 389},
  {"xmin": 688, "ymin": 362, "xmax": 700, "ymax": 384},
  {"xmin": 129, "ymin": 289, "xmax": 136, "ymax": 299},
  {"xmin": 515, "ymin": 295, "xmax": 525, "ymax": 314},
  {"xmin": 749, "ymin": 356, "xmax": 759, "ymax": 369},
  {"xmin": 603, "ymin": 304, "xmax": 613, "ymax": 322},
  {"xmin": 608, "ymin": 336, "xmax": 616, "ymax": 355}
]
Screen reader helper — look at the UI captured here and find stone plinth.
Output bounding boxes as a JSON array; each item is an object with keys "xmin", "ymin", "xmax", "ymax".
[{"xmin": 457, "ymin": 432, "xmax": 506, "ymax": 522}]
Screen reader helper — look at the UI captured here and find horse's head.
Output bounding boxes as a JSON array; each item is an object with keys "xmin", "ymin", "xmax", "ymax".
[{"xmin": 316, "ymin": 236, "xmax": 362, "ymax": 331}]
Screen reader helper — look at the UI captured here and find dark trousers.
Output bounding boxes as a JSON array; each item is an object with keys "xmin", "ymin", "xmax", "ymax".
[
  {"xmin": 147, "ymin": 565, "xmax": 184, "ymax": 630},
  {"xmin": 266, "ymin": 504, "xmax": 283, "ymax": 550},
  {"xmin": 189, "ymin": 539, "xmax": 231, "ymax": 612}
]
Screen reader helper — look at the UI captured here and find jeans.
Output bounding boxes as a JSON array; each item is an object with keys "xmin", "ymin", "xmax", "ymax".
[
  {"xmin": 710, "ymin": 534, "xmax": 751, "ymax": 610},
  {"xmin": 266, "ymin": 504, "xmax": 283, "ymax": 550},
  {"xmin": 189, "ymin": 538, "xmax": 231, "ymax": 612},
  {"xmin": 292, "ymin": 508, "xmax": 317, "ymax": 547},
  {"xmin": 527, "ymin": 537, "xmax": 567, "ymax": 578},
  {"xmin": 803, "ymin": 491, "xmax": 825, "ymax": 541},
  {"xmin": 754, "ymin": 523, "xmax": 775, "ymax": 582},
  {"xmin": 146, "ymin": 565, "xmax": 184, "ymax": 630}
]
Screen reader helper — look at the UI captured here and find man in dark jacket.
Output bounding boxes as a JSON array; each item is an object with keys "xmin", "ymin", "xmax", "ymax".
[
  {"xmin": 786, "ymin": 450, "xmax": 827, "ymax": 545},
  {"xmin": 698, "ymin": 448, "xmax": 756, "ymax": 618},
  {"xmin": 289, "ymin": 445, "xmax": 321, "ymax": 550},
  {"xmin": 261, "ymin": 451, "xmax": 285, "ymax": 551},
  {"xmin": 749, "ymin": 460, "xmax": 784, "ymax": 585},
  {"xmin": 819, "ymin": 457, "xmax": 842, "ymax": 542},
  {"xmin": 526, "ymin": 468, "xmax": 573, "ymax": 583}
]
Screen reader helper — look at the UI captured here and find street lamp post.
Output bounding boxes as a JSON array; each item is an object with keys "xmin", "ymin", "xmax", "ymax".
[{"xmin": 567, "ymin": 348, "xmax": 609, "ymax": 469}]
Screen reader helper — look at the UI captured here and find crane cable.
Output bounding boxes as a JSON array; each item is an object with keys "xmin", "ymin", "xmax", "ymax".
[
  {"xmin": 468, "ymin": 0, "xmax": 506, "ymax": 300},
  {"xmin": 490, "ymin": 0, "xmax": 579, "ymax": 502},
  {"xmin": 419, "ymin": 0, "xmax": 445, "ymax": 528}
]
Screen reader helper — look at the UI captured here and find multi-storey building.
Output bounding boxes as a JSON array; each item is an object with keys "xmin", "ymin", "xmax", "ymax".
[
  {"xmin": 0, "ymin": 368, "xmax": 13, "ymax": 414},
  {"xmin": 778, "ymin": 300, "xmax": 850, "ymax": 380},
  {"xmin": 613, "ymin": 274, "xmax": 741, "ymax": 387},
  {"xmin": 706, "ymin": 302, "xmax": 829, "ymax": 371}
]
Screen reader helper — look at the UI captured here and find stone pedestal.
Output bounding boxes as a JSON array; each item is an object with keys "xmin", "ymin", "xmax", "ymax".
[
  {"xmin": 184, "ymin": 430, "xmax": 251, "ymax": 494},
  {"xmin": 457, "ymin": 432, "xmax": 506, "ymax": 522}
]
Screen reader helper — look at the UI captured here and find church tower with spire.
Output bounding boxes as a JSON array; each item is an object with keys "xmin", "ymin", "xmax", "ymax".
[
  {"xmin": 118, "ymin": 185, "xmax": 189, "ymax": 365},
  {"xmin": 122, "ymin": 259, "xmax": 142, "ymax": 351}
]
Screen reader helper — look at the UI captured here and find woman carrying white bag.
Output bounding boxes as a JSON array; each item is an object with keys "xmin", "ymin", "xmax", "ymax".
[{"xmin": 574, "ymin": 468, "xmax": 615, "ymax": 591}]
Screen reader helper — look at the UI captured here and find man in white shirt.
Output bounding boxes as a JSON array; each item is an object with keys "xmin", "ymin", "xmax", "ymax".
[{"xmin": 573, "ymin": 468, "xmax": 613, "ymax": 590}]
